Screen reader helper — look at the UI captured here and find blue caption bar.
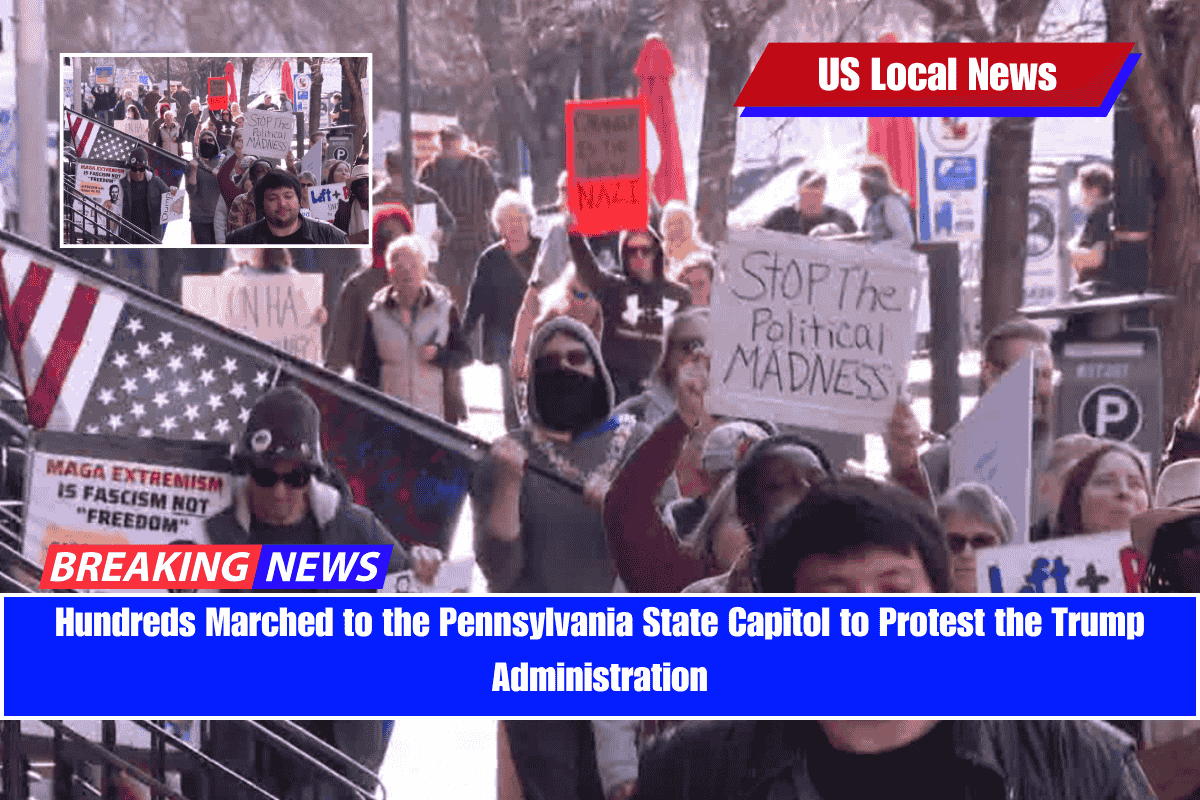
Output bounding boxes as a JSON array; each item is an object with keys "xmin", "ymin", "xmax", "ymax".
[{"xmin": 7, "ymin": 595, "xmax": 1195, "ymax": 717}]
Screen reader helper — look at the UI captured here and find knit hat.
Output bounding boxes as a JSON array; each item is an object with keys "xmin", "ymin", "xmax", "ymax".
[
  {"xmin": 350, "ymin": 164, "xmax": 371, "ymax": 183},
  {"xmin": 127, "ymin": 148, "xmax": 148, "ymax": 169},
  {"xmin": 702, "ymin": 421, "xmax": 770, "ymax": 474},
  {"xmin": 233, "ymin": 385, "xmax": 325, "ymax": 472}
]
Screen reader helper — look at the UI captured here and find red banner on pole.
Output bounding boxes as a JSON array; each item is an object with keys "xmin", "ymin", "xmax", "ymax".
[{"xmin": 565, "ymin": 97, "xmax": 648, "ymax": 236}]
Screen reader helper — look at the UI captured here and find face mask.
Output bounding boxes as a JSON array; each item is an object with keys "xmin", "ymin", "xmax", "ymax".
[
  {"xmin": 533, "ymin": 367, "xmax": 602, "ymax": 433},
  {"xmin": 199, "ymin": 141, "xmax": 219, "ymax": 159}
]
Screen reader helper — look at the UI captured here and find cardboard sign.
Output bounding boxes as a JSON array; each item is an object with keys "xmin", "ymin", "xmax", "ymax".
[
  {"xmin": 976, "ymin": 530, "xmax": 1143, "ymax": 593},
  {"xmin": 114, "ymin": 119, "xmax": 148, "ymax": 142},
  {"xmin": 949, "ymin": 354, "xmax": 1034, "ymax": 542},
  {"xmin": 708, "ymin": 228, "xmax": 922, "ymax": 434},
  {"xmin": 565, "ymin": 97, "xmax": 647, "ymax": 236},
  {"xmin": 207, "ymin": 77, "xmax": 228, "ymax": 111},
  {"xmin": 77, "ymin": 160, "xmax": 124, "ymax": 212},
  {"xmin": 181, "ymin": 273, "xmax": 325, "ymax": 364},
  {"xmin": 94, "ymin": 66, "xmax": 114, "ymax": 86},
  {"xmin": 243, "ymin": 108, "xmax": 296, "ymax": 159},
  {"xmin": 24, "ymin": 432, "xmax": 233, "ymax": 568},
  {"xmin": 383, "ymin": 556, "xmax": 474, "ymax": 593},
  {"xmin": 301, "ymin": 144, "xmax": 323, "ymax": 183},
  {"xmin": 306, "ymin": 182, "xmax": 348, "ymax": 221},
  {"xmin": 160, "ymin": 187, "xmax": 185, "ymax": 225}
]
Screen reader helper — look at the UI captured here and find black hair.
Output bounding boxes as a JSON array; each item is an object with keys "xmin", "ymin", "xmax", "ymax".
[
  {"xmin": 1142, "ymin": 514, "xmax": 1200, "ymax": 592},
  {"xmin": 254, "ymin": 169, "xmax": 303, "ymax": 215},
  {"xmin": 755, "ymin": 476, "xmax": 951, "ymax": 593},
  {"xmin": 733, "ymin": 434, "xmax": 833, "ymax": 541}
]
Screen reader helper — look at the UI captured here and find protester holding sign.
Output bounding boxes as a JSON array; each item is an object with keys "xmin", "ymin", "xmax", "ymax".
[
  {"xmin": 763, "ymin": 169, "xmax": 858, "ymax": 236},
  {"xmin": 357, "ymin": 236, "xmax": 471, "ymax": 423},
  {"xmin": 567, "ymin": 226, "xmax": 691, "ymax": 404},
  {"xmin": 1054, "ymin": 443, "xmax": 1150, "ymax": 538},
  {"xmin": 119, "ymin": 148, "xmax": 168, "ymax": 244}
]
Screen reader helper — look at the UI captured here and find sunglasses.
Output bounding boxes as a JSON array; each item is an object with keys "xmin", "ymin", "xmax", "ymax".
[
  {"xmin": 130, "ymin": 166, "xmax": 146, "ymax": 172},
  {"xmin": 250, "ymin": 466, "xmax": 312, "ymax": 489},
  {"xmin": 946, "ymin": 534, "xmax": 999, "ymax": 555},
  {"xmin": 300, "ymin": 182, "xmax": 315, "ymax": 188},
  {"xmin": 672, "ymin": 337, "xmax": 706, "ymax": 355},
  {"xmin": 535, "ymin": 350, "xmax": 590, "ymax": 372}
]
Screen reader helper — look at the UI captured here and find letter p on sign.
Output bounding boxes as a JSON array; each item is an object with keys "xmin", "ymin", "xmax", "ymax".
[{"xmin": 1080, "ymin": 384, "xmax": 1141, "ymax": 441}]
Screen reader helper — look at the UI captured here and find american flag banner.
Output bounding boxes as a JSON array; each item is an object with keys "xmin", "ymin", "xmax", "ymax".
[
  {"xmin": 64, "ymin": 108, "xmax": 187, "ymax": 186},
  {"xmin": 0, "ymin": 231, "xmax": 493, "ymax": 550}
]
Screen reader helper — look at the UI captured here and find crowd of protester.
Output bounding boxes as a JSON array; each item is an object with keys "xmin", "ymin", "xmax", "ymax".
[{"xmin": 59, "ymin": 97, "xmax": 1193, "ymax": 797}]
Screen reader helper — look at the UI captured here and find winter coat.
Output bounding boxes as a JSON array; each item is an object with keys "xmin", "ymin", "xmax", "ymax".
[
  {"xmin": 119, "ymin": 174, "xmax": 169, "ymax": 242},
  {"xmin": 358, "ymin": 282, "xmax": 472, "ymax": 422},
  {"xmin": 636, "ymin": 721, "xmax": 1154, "ymax": 800},
  {"xmin": 226, "ymin": 214, "xmax": 350, "ymax": 244},
  {"xmin": 325, "ymin": 266, "xmax": 391, "ymax": 376},
  {"xmin": 463, "ymin": 238, "xmax": 540, "ymax": 364}
]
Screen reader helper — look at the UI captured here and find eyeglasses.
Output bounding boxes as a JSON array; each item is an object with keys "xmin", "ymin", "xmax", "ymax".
[
  {"xmin": 535, "ymin": 349, "xmax": 591, "ymax": 372},
  {"xmin": 250, "ymin": 466, "xmax": 312, "ymax": 489},
  {"xmin": 627, "ymin": 245, "xmax": 655, "ymax": 257}
]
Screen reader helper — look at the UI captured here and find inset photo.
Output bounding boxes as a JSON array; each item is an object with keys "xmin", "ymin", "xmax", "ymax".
[{"xmin": 60, "ymin": 54, "xmax": 371, "ymax": 248}]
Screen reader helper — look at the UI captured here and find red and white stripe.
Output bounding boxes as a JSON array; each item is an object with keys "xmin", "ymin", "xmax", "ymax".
[
  {"xmin": 66, "ymin": 111, "xmax": 96, "ymax": 158},
  {"xmin": 0, "ymin": 247, "xmax": 124, "ymax": 430}
]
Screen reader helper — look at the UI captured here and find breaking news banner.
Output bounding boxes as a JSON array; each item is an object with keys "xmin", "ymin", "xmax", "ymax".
[
  {"xmin": 3, "ymin": 593, "xmax": 1195, "ymax": 716},
  {"xmin": 737, "ymin": 43, "xmax": 1139, "ymax": 116}
]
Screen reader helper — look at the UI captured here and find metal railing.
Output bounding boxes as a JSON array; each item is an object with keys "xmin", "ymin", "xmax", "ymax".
[
  {"xmin": 3, "ymin": 720, "xmax": 387, "ymax": 800},
  {"xmin": 61, "ymin": 176, "xmax": 163, "ymax": 246}
]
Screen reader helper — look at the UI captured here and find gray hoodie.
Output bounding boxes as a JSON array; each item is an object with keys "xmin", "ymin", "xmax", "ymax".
[
  {"xmin": 187, "ymin": 130, "xmax": 224, "ymax": 223},
  {"xmin": 471, "ymin": 316, "xmax": 646, "ymax": 593}
]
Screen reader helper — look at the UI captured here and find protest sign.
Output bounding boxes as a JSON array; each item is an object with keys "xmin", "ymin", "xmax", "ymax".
[
  {"xmin": 207, "ymin": 77, "xmax": 228, "ymax": 111},
  {"xmin": 383, "ymin": 556, "xmax": 473, "ymax": 593},
  {"xmin": 94, "ymin": 66, "xmax": 113, "ymax": 86},
  {"xmin": 977, "ymin": 530, "xmax": 1142, "ymax": 593},
  {"xmin": 565, "ymin": 97, "xmax": 647, "ymax": 236},
  {"xmin": 160, "ymin": 187, "xmax": 185, "ymax": 225},
  {"xmin": 301, "ymin": 143, "xmax": 323, "ymax": 183},
  {"xmin": 306, "ymin": 182, "xmax": 348, "ymax": 222},
  {"xmin": 181, "ymin": 273, "xmax": 325, "ymax": 364},
  {"xmin": 243, "ymin": 108, "xmax": 296, "ymax": 159},
  {"xmin": 24, "ymin": 431, "xmax": 233, "ymax": 567},
  {"xmin": 414, "ymin": 203, "xmax": 439, "ymax": 262},
  {"xmin": 77, "ymin": 159, "xmax": 124, "ymax": 213},
  {"xmin": 114, "ymin": 119, "xmax": 148, "ymax": 142},
  {"xmin": 708, "ymin": 229, "xmax": 922, "ymax": 434},
  {"xmin": 949, "ymin": 353, "xmax": 1034, "ymax": 541}
]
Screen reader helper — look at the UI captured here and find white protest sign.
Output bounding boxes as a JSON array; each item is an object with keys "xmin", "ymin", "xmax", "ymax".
[
  {"xmin": 307, "ymin": 183, "xmax": 348, "ymax": 221},
  {"xmin": 301, "ymin": 144, "xmax": 323, "ymax": 182},
  {"xmin": 382, "ymin": 556, "xmax": 474, "ymax": 593},
  {"xmin": 24, "ymin": 447, "xmax": 232, "ymax": 567},
  {"xmin": 115, "ymin": 119, "xmax": 148, "ymax": 142},
  {"xmin": 709, "ymin": 228, "xmax": 922, "ymax": 434},
  {"xmin": 414, "ymin": 203, "xmax": 439, "ymax": 262},
  {"xmin": 160, "ymin": 187, "xmax": 185, "ymax": 225},
  {"xmin": 976, "ymin": 530, "xmax": 1142, "ymax": 593},
  {"xmin": 77, "ymin": 160, "xmax": 124, "ymax": 212},
  {"xmin": 949, "ymin": 353, "xmax": 1034, "ymax": 542},
  {"xmin": 181, "ymin": 273, "xmax": 325, "ymax": 363},
  {"xmin": 243, "ymin": 108, "xmax": 296, "ymax": 159}
]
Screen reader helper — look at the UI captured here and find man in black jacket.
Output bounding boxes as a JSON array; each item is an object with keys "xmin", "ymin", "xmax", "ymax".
[
  {"xmin": 119, "ymin": 148, "xmax": 169, "ymax": 243},
  {"xmin": 635, "ymin": 720, "xmax": 1154, "ymax": 800},
  {"xmin": 227, "ymin": 169, "xmax": 350, "ymax": 244}
]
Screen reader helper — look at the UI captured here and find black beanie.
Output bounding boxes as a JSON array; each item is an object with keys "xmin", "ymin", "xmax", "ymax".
[{"xmin": 234, "ymin": 385, "xmax": 324, "ymax": 472}]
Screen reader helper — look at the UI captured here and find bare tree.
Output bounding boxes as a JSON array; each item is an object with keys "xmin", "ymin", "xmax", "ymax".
[
  {"xmin": 341, "ymin": 57, "xmax": 369, "ymax": 156},
  {"xmin": 1110, "ymin": 0, "xmax": 1200, "ymax": 430},
  {"xmin": 695, "ymin": 0, "xmax": 788, "ymax": 244}
]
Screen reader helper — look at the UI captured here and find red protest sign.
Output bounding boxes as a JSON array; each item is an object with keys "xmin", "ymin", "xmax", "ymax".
[
  {"xmin": 207, "ymin": 77, "xmax": 229, "ymax": 111},
  {"xmin": 565, "ymin": 97, "xmax": 647, "ymax": 236}
]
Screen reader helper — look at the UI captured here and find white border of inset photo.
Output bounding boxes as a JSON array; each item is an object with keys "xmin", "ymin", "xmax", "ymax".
[{"xmin": 59, "ymin": 53, "xmax": 373, "ymax": 250}]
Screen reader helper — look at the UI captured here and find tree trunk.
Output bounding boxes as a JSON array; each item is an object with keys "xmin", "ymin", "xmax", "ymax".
[
  {"xmin": 979, "ymin": 117, "xmax": 1035, "ymax": 338},
  {"xmin": 342, "ymin": 57, "xmax": 367, "ymax": 155},
  {"xmin": 240, "ymin": 57, "xmax": 256, "ymax": 108},
  {"xmin": 1111, "ymin": 0, "xmax": 1200, "ymax": 431},
  {"xmin": 310, "ymin": 59, "xmax": 324, "ymax": 138},
  {"xmin": 695, "ymin": 38, "xmax": 749, "ymax": 244}
]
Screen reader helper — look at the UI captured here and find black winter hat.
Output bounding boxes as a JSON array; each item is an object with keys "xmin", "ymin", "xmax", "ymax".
[
  {"xmin": 234, "ymin": 385, "xmax": 325, "ymax": 472},
  {"xmin": 127, "ymin": 148, "xmax": 148, "ymax": 169}
]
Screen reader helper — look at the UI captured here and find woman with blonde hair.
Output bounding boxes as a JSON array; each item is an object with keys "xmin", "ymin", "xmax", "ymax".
[{"xmin": 659, "ymin": 200, "xmax": 711, "ymax": 270}]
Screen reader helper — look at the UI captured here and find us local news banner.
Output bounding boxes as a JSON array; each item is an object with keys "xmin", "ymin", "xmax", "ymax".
[{"xmin": 2, "ymin": 545, "xmax": 1196, "ymax": 716}]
